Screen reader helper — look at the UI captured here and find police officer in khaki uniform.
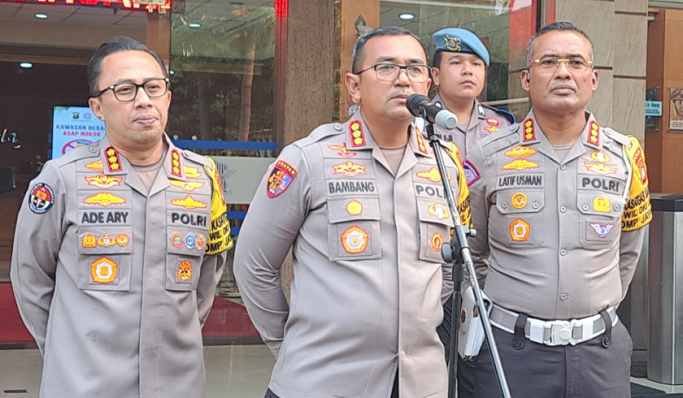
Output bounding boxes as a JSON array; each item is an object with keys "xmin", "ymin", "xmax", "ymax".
[
  {"xmin": 429, "ymin": 28, "xmax": 515, "ymax": 155},
  {"xmin": 464, "ymin": 22, "xmax": 651, "ymax": 397},
  {"xmin": 428, "ymin": 29, "xmax": 515, "ymax": 384},
  {"xmin": 234, "ymin": 26, "xmax": 470, "ymax": 398},
  {"xmin": 11, "ymin": 37, "xmax": 232, "ymax": 398}
]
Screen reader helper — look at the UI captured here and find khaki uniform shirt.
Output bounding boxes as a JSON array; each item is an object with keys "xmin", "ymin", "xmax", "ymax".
[
  {"xmin": 11, "ymin": 134, "xmax": 232, "ymax": 398},
  {"xmin": 430, "ymin": 95, "xmax": 515, "ymax": 156},
  {"xmin": 234, "ymin": 111, "xmax": 470, "ymax": 398},
  {"xmin": 465, "ymin": 110, "xmax": 651, "ymax": 319}
]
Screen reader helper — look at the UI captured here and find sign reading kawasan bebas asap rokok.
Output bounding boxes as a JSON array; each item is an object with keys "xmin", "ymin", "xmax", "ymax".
[{"xmin": 52, "ymin": 106, "xmax": 105, "ymax": 160}]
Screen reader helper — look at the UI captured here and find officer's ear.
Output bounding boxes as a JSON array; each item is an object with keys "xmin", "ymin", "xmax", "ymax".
[
  {"xmin": 88, "ymin": 97, "xmax": 105, "ymax": 121},
  {"xmin": 591, "ymin": 69, "xmax": 599, "ymax": 92},
  {"xmin": 521, "ymin": 69, "xmax": 531, "ymax": 92},
  {"xmin": 431, "ymin": 67, "xmax": 441, "ymax": 87},
  {"xmin": 345, "ymin": 71, "xmax": 362, "ymax": 105}
]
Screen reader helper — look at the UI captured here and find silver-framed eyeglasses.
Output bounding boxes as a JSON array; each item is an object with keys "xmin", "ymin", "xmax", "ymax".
[
  {"xmin": 93, "ymin": 78, "xmax": 170, "ymax": 102},
  {"xmin": 531, "ymin": 56, "xmax": 593, "ymax": 71},
  {"xmin": 354, "ymin": 63, "xmax": 431, "ymax": 83}
]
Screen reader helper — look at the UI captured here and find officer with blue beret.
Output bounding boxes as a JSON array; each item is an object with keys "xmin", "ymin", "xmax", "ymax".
[
  {"xmin": 429, "ymin": 28, "xmax": 515, "ymax": 155},
  {"xmin": 430, "ymin": 27, "xmax": 515, "ymax": 398}
]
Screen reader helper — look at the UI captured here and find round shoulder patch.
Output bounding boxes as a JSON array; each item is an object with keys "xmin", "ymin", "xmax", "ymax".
[{"xmin": 28, "ymin": 183, "xmax": 55, "ymax": 214}]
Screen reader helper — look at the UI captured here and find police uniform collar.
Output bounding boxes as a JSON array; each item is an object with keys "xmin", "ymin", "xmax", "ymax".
[
  {"xmin": 161, "ymin": 133, "xmax": 195, "ymax": 182},
  {"xmin": 97, "ymin": 134, "xmax": 129, "ymax": 175},
  {"xmin": 580, "ymin": 112, "xmax": 603, "ymax": 149},
  {"xmin": 517, "ymin": 111, "xmax": 542, "ymax": 145},
  {"xmin": 477, "ymin": 101, "xmax": 486, "ymax": 119},
  {"xmin": 409, "ymin": 121, "xmax": 432, "ymax": 157},
  {"xmin": 344, "ymin": 111, "xmax": 377, "ymax": 150}
]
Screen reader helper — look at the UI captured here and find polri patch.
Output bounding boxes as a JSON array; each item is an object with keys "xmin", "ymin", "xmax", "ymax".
[
  {"xmin": 28, "ymin": 183, "xmax": 55, "ymax": 214},
  {"xmin": 463, "ymin": 160, "xmax": 481, "ymax": 187},
  {"xmin": 267, "ymin": 160, "xmax": 297, "ymax": 198}
]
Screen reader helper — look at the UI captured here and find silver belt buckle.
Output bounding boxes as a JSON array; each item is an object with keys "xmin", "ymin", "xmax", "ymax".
[{"xmin": 548, "ymin": 320, "xmax": 578, "ymax": 346}]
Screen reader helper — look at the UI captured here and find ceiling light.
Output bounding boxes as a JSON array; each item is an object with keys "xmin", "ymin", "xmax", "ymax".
[
  {"xmin": 189, "ymin": 23, "xmax": 201, "ymax": 28},
  {"xmin": 399, "ymin": 13, "xmax": 415, "ymax": 20},
  {"xmin": 34, "ymin": 13, "xmax": 48, "ymax": 19},
  {"xmin": 20, "ymin": 62, "xmax": 33, "ymax": 69},
  {"xmin": 169, "ymin": 70, "xmax": 175, "ymax": 75}
]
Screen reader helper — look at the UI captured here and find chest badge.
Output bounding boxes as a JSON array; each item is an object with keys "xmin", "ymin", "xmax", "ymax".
[
  {"xmin": 333, "ymin": 161, "xmax": 367, "ymax": 177},
  {"xmin": 85, "ymin": 159, "xmax": 104, "ymax": 171},
  {"xmin": 589, "ymin": 223, "xmax": 614, "ymax": 238},
  {"xmin": 328, "ymin": 143, "xmax": 357, "ymax": 157},
  {"xmin": 584, "ymin": 162, "xmax": 617, "ymax": 175},
  {"xmin": 85, "ymin": 174, "xmax": 123, "ymax": 189},
  {"xmin": 417, "ymin": 167, "xmax": 450, "ymax": 183},
  {"xmin": 431, "ymin": 233, "xmax": 444, "ymax": 252},
  {"xmin": 590, "ymin": 151, "xmax": 611, "ymax": 163},
  {"xmin": 511, "ymin": 193, "xmax": 528, "ymax": 209},
  {"xmin": 504, "ymin": 146, "xmax": 537, "ymax": 158},
  {"xmin": 169, "ymin": 180, "xmax": 206, "ymax": 192},
  {"xmin": 171, "ymin": 232, "xmax": 184, "ymax": 247},
  {"xmin": 428, "ymin": 203, "xmax": 450, "ymax": 220},
  {"xmin": 183, "ymin": 165, "xmax": 201, "ymax": 178},
  {"xmin": 509, "ymin": 219, "xmax": 530, "ymax": 242},
  {"xmin": 177, "ymin": 261, "xmax": 193, "ymax": 282},
  {"xmin": 83, "ymin": 192, "xmax": 127, "ymax": 207},
  {"xmin": 97, "ymin": 233, "xmax": 116, "ymax": 247},
  {"xmin": 593, "ymin": 197, "xmax": 611, "ymax": 212},
  {"xmin": 90, "ymin": 257, "xmax": 118, "ymax": 284},
  {"xmin": 116, "ymin": 233, "xmax": 130, "ymax": 247},
  {"xmin": 485, "ymin": 116, "xmax": 500, "ymax": 133},
  {"xmin": 341, "ymin": 225, "xmax": 369, "ymax": 254},
  {"xmin": 171, "ymin": 195, "xmax": 207, "ymax": 210},
  {"xmin": 346, "ymin": 200, "xmax": 363, "ymax": 215},
  {"xmin": 502, "ymin": 159, "xmax": 539, "ymax": 171}
]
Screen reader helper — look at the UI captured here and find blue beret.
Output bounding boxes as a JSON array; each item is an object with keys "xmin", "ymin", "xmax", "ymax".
[{"xmin": 432, "ymin": 28, "xmax": 490, "ymax": 67}]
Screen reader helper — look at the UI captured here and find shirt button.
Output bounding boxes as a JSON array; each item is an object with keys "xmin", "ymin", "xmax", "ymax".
[
  {"xmin": 533, "ymin": 202, "xmax": 540, "ymax": 209},
  {"xmin": 560, "ymin": 293, "xmax": 569, "ymax": 300},
  {"xmin": 613, "ymin": 205, "xmax": 620, "ymax": 212},
  {"xmin": 89, "ymin": 147, "xmax": 97, "ymax": 153},
  {"xmin": 334, "ymin": 123, "xmax": 343, "ymax": 131},
  {"xmin": 560, "ymin": 249, "xmax": 567, "ymax": 256},
  {"xmin": 560, "ymin": 165, "xmax": 567, "ymax": 170},
  {"xmin": 502, "ymin": 202, "xmax": 508, "ymax": 209},
  {"xmin": 582, "ymin": 204, "xmax": 589, "ymax": 211},
  {"xmin": 560, "ymin": 206, "xmax": 567, "ymax": 213}
]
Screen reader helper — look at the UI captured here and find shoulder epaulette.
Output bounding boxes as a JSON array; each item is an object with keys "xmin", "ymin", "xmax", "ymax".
[
  {"xmin": 181, "ymin": 149, "xmax": 212, "ymax": 168},
  {"xmin": 603, "ymin": 128, "xmax": 633, "ymax": 148},
  {"xmin": 52, "ymin": 141, "xmax": 100, "ymax": 168},
  {"xmin": 294, "ymin": 122, "xmax": 343, "ymax": 149},
  {"xmin": 480, "ymin": 124, "xmax": 520, "ymax": 157},
  {"xmin": 482, "ymin": 103, "xmax": 516, "ymax": 124}
]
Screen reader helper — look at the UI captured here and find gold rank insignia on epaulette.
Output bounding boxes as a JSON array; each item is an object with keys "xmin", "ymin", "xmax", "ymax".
[
  {"xmin": 622, "ymin": 136, "xmax": 652, "ymax": 231},
  {"xmin": 204, "ymin": 157, "xmax": 233, "ymax": 254}
]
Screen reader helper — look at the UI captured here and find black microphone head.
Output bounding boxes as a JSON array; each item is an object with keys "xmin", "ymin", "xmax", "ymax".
[{"xmin": 406, "ymin": 94, "xmax": 430, "ymax": 117}]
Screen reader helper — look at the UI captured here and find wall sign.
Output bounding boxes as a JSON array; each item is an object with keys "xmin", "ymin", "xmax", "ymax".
[{"xmin": 1, "ymin": 0, "xmax": 171, "ymax": 12}]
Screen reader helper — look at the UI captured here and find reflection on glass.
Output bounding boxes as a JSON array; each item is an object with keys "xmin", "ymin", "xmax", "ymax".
[{"xmin": 168, "ymin": 1, "xmax": 275, "ymax": 157}]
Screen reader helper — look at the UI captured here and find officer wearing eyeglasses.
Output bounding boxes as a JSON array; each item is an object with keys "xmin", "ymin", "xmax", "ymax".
[
  {"xmin": 464, "ymin": 22, "xmax": 650, "ymax": 397},
  {"xmin": 234, "ymin": 26, "xmax": 470, "ymax": 398},
  {"xmin": 10, "ymin": 37, "xmax": 232, "ymax": 398}
]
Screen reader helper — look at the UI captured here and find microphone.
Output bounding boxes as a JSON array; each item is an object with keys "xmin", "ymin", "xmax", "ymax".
[{"xmin": 406, "ymin": 94, "xmax": 458, "ymax": 130}]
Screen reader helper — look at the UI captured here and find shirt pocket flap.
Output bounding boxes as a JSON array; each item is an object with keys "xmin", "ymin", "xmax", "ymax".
[
  {"xmin": 496, "ymin": 189, "xmax": 544, "ymax": 215},
  {"xmin": 577, "ymin": 191, "xmax": 622, "ymax": 216},
  {"xmin": 417, "ymin": 198, "xmax": 454, "ymax": 227},
  {"xmin": 327, "ymin": 197, "xmax": 381, "ymax": 223}
]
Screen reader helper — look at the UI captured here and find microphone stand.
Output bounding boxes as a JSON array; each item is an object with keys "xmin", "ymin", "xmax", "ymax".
[{"xmin": 422, "ymin": 119, "xmax": 512, "ymax": 398}]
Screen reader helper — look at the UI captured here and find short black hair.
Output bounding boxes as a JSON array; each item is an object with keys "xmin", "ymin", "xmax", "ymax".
[
  {"xmin": 432, "ymin": 50, "xmax": 443, "ymax": 68},
  {"xmin": 526, "ymin": 22, "xmax": 594, "ymax": 67},
  {"xmin": 351, "ymin": 26, "xmax": 421, "ymax": 74},
  {"xmin": 87, "ymin": 36, "xmax": 168, "ymax": 96}
]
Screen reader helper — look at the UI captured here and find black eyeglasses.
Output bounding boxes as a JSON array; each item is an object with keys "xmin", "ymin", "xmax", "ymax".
[
  {"xmin": 354, "ymin": 63, "xmax": 431, "ymax": 83},
  {"xmin": 93, "ymin": 78, "xmax": 170, "ymax": 102}
]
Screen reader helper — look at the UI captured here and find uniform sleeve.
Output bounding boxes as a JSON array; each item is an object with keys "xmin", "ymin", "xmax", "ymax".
[
  {"xmin": 10, "ymin": 163, "xmax": 66, "ymax": 354},
  {"xmin": 233, "ymin": 145, "xmax": 310, "ymax": 357},
  {"xmin": 464, "ymin": 144, "xmax": 491, "ymax": 288},
  {"xmin": 618, "ymin": 229, "xmax": 646, "ymax": 301},
  {"xmin": 196, "ymin": 251, "xmax": 228, "ymax": 327},
  {"xmin": 618, "ymin": 136, "xmax": 651, "ymax": 300}
]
